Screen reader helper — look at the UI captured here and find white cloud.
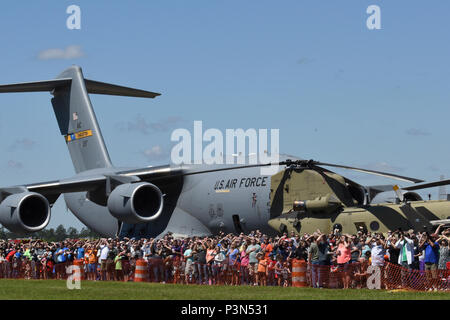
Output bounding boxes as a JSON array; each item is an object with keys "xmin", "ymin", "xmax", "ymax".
[
  {"xmin": 143, "ymin": 146, "xmax": 164, "ymax": 157},
  {"xmin": 405, "ymin": 128, "xmax": 431, "ymax": 136},
  {"xmin": 142, "ymin": 145, "xmax": 169, "ymax": 161},
  {"xmin": 116, "ymin": 115, "xmax": 184, "ymax": 135},
  {"xmin": 7, "ymin": 160, "xmax": 24, "ymax": 169},
  {"xmin": 37, "ymin": 45, "xmax": 84, "ymax": 60},
  {"xmin": 7, "ymin": 138, "xmax": 36, "ymax": 151}
]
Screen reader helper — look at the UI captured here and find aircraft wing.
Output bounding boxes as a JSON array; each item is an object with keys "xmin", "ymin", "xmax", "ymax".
[
  {"xmin": 10, "ymin": 162, "xmax": 266, "ymax": 201},
  {"xmin": 0, "ymin": 165, "xmax": 183, "ymax": 205}
]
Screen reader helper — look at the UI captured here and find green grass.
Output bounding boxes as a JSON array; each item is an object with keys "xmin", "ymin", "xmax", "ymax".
[{"xmin": 0, "ymin": 279, "xmax": 449, "ymax": 300}]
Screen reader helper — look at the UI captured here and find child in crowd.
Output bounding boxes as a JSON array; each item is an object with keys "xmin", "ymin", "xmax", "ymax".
[{"xmin": 256, "ymin": 252, "xmax": 267, "ymax": 286}]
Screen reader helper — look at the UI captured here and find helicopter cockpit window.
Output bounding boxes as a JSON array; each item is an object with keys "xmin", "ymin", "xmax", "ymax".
[{"xmin": 346, "ymin": 183, "xmax": 365, "ymax": 206}]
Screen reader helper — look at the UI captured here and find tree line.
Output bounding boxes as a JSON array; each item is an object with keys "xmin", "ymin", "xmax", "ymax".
[{"xmin": 0, "ymin": 225, "xmax": 100, "ymax": 242}]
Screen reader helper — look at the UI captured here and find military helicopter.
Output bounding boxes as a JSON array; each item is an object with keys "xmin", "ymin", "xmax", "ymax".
[{"xmin": 265, "ymin": 159, "xmax": 450, "ymax": 236}]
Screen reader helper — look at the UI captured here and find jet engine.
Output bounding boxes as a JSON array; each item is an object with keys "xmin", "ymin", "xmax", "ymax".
[
  {"xmin": 0, "ymin": 192, "xmax": 51, "ymax": 233},
  {"xmin": 107, "ymin": 182, "xmax": 164, "ymax": 224}
]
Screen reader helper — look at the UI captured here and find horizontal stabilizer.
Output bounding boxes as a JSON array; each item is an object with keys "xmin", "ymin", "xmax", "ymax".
[
  {"xmin": 84, "ymin": 79, "xmax": 160, "ymax": 98},
  {"xmin": 0, "ymin": 78, "xmax": 72, "ymax": 93},
  {"xmin": 0, "ymin": 77, "xmax": 160, "ymax": 98}
]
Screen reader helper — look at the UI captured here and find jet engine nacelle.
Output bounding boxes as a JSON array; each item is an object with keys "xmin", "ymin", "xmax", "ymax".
[
  {"xmin": 107, "ymin": 182, "xmax": 164, "ymax": 224},
  {"xmin": 0, "ymin": 192, "xmax": 51, "ymax": 233}
]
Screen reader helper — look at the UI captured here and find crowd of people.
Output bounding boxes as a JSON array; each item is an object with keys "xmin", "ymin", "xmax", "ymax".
[{"xmin": 0, "ymin": 225, "xmax": 449, "ymax": 290}]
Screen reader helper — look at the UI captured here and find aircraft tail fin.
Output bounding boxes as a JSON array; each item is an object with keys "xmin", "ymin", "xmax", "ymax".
[{"xmin": 0, "ymin": 65, "xmax": 160, "ymax": 173}]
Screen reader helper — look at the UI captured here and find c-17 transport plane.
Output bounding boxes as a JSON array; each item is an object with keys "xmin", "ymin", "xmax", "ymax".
[{"xmin": 0, "ymin": 66, "xmax": 449, "ymax": 239}]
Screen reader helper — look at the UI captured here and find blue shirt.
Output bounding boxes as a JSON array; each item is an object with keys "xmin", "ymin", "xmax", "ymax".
[
  {"xmin": 424, "ymin": 242, "xmax": 440, "ymax": 264},
  {"xmin": 76, "ymin": 247, "xmax": 85, "ymax": 260},
  {"xmin": 57, "ymin": 247, "xmax": 69, "ymax": 263},
  {"xmin": 228, "ymin": 248, "xmax": 239, "ymax": 265},
  {"xmin": 184, "ymin": 249, "xmax": 194, "ymax": 262}
]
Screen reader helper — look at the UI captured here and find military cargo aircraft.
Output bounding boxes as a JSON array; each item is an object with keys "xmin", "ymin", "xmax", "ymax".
[{"xmin": 0, "ymin": 66, "xmax": 449, "ymax": 238}]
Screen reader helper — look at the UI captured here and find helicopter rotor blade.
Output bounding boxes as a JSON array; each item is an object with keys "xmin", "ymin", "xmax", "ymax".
[
  {"xmin": 402, "ymin": 178, "xmax": 450, "ymax": 191},
  {"xmin": 141, "ymin": 159, "xmax": 424, "ymax": 184},
  {"xmin": 312, "ymin": 162, "xmax": 424, "ymax": 184}
]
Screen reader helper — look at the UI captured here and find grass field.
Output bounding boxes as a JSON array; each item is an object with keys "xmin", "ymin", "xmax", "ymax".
[{"xmin": 0, "ymin": 279, "xmax": 449, "ymax": 300}]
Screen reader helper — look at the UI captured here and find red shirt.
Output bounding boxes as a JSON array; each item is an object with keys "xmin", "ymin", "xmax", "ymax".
[
  {"xmin": 6, "ymin": 250, "xmax": 16, "ymax": 262},
  {"xmin": 337, "ymin": 243, "xmax": 351, "ymax": 264}
]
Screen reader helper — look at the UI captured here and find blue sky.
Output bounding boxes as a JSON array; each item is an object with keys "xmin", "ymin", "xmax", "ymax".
[{"xmin": 0, "ymin": 1, "xmax": 449, "ymax": 229}]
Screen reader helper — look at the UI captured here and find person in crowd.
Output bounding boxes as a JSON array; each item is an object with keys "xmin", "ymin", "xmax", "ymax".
[
  {"xmin": 239, "ymin": 243, "xmax": 249, "ymax": 285},
  {"xmin": 420, "ymin": 232, "xmax": 440, "ymax": 289},
  {"xmin": 246, "ymin": 237, "xmax": 261, "ymax": 286},
  {"xmin": 261, "ymin": 237, "xmax": 273, "ymax": 260},
  {"xmin": 316, "ymin": 232, "xmax": 332, "ymax": 288},
  {"xmin": 281, "ymin": 261, "xmax": 291, "ymax": 287},
  {"xmin": 86, "ymin": 244, "xmax": 98, "ymax": 281},
  {"xmin": 435, "ymin": 225, "xmax": 449, "ymax": 272},
  {"xmin": 266, "ymin": 253, "xmax": 276, "ymax": 286},
  {"xmin": 226, "ymin": 241, "xmax": 240, "ymax": 286},
  {"xmin": 256, "ymin": 252, "xmax": 267, "ymax": 286},
  {"xmin": 205, "ymin": 242, "xmax": 216, "ymax": 285},
  {"xmin": 308, "ymin": 233, "xmax": 320, "ymax": 288},
  {"xmin": 183, "ymin": 243, "xmax": 195, "ymax": 284},
  {"xmin": 114, "ymin": 250, "xmax": 125, "ymax": 281},
  {"xmin": 336, "ymin": 235, "xmax": 352, "ymax": 289},
  {"xmin": 98, "ymin": 239, "xmax": 109, "ymax": 281},
  {"xmin": 394, "ymin": 231, "xmax": 415, "ymax": 288},
  {"xmin": 438, "ymin": 238, "xmax": 449, "ymax": 271},
  {"xmin": 274, "ymin": 255, "xmax": 284, "ymax": 286},
  {"xmin": 193, "ymin": 240, "xmax": 208, "ymax": 285},
  {"xmin": 105, "ymin": 242, "xmax": 116, "ymax": 281},
  {"xmin": 367, "ymin": 234, "xmax": 387, "ymax": 267},
  {"xmin": 212, "ymin": 245, "xmax": 226, "ymax": 285}
]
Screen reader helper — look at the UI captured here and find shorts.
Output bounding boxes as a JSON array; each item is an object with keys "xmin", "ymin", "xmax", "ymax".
[
  {"xmin": 248, "ymin": 263, "xmax": 258, "ymax": 275},
  {"xmin": 106, "ymin": 259, "xmax": 114, "ymax": 272},
  {"xmin": 425, "ymin": 263, "xmax": 438, "ymax": 279},
  {"xmin": 337, "ymin": 262, "xmax": 351, "ymax": 272},
  {"xmin": 100, "ymin": 260, "xmax": 107, "ymax": 271},
  {"xmin": 56, "ymin": 262, "xmax": 66, "ymax": 273},
  {"xmin": 88, "ymin": 263, "xmax": 96, "ymax": 273},
  {"xmin": 424, "ymin": 263, "xmax": 437, "ymax": 271},
  {"xmin": 185, "ymin": 261, "xmax": 194, "ymax": 276}
]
